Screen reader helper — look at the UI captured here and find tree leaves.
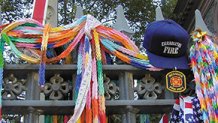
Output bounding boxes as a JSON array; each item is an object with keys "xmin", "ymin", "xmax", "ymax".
[
  {"xmin": 0, "ymin": 0, "xmax": 33, "ymax": 23},
  {"xmin": 1, "ymin": 0, "xmax": 178, "ymax": 42}
]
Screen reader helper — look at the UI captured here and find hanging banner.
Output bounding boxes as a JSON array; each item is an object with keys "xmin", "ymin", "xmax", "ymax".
[
  {"xmin": 166, "ymin": 70, "xmax": 186, "ymax": 93},
  {"xmin": 31, "ymin": 0, "xmax": 48, "ymax": 25}
]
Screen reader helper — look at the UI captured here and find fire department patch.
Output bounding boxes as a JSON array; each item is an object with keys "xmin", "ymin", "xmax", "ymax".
[{"xmin": 166, "ymin": 70, "xmax": 186, "ymax": 93}]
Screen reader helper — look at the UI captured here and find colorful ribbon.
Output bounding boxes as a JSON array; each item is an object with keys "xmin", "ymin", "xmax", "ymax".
[{"xmin": 0, "ymin": 14, "xmax": 160, "ymax": 122}]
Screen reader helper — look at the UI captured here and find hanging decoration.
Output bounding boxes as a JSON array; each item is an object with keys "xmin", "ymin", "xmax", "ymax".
[
  {"xmin": 189, "ymin": 29, "xmax": 218, "ymax": 123},
  {"xmin": 0, "ymin": 15, "xmax": 160, "ymax": 122}
]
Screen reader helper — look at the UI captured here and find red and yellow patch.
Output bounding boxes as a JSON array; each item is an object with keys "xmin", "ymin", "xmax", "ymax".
[{"xmin": 166, "ymin": 70, "xmax": 186, "ymax": 93}]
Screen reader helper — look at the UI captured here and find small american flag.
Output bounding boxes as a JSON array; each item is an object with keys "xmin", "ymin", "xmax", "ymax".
[{"xmin": 169, "ymin": 96, "xmax": 203, "ymax": 123}]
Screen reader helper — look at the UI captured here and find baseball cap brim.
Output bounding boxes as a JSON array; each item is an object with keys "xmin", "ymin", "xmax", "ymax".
[{"xmin": 146, "ymin": 50, "xmax": 189, "ymax": 69}]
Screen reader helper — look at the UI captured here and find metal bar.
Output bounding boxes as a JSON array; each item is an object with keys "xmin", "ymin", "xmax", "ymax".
[
  {"xmin": 124, "ymin": 72, "xmax": 134, "ymax": 100},
  {"xmin": 119, "ymin": 72, "xmax": 125, "ymax": 100},
  {"xmin": 2, "ymin": 100, "xmax": 174, "ymax": 115},
  {"xmin": 118, "ymin": 72, "xmax": 128, "ymax": 123},
  {"xmin": 2, "ymin": 99, "xmax": 175, "ymax": 106},
  {"xmin": 3, "ymin": 64, "xmax": 155, "ymax": 71},
  {"xmin": 24, "ymin": 72, "xmax": 40, "ymax": 123},
  {"xmin": 72, "ymin": 73, "xmax": 76, "ymax": 101},
  {"xmin": 39, "ymin": 93, "xmax": 45, "ymax": 123},
  {"xmin": 124, "ymin": 72, "xmax": 136, "ymax": 123},
  {"xmin": 4, "ymin": 64, "xmax": 140, "ymax": 70}
]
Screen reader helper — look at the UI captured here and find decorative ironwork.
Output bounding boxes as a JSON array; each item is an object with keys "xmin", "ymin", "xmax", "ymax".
[
  {"xmin": 136, "ymin": 74, "xmax": 162, "ymax": 99},
  {"xmin": 43, "ymin": 74, "xmax": 70, "ymax": 100},
  {"xmin": 104, "ymin": 75, "xmax": 119, "ymax": 100},
  {"xmin": 3, "ymin": 74, "xmax": 26, "ymax": 100}
]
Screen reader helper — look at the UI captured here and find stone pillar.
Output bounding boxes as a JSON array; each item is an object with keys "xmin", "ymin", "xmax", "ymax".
[{"xmin": 45, "ymin": 0, "xmax": 58, "ymax": 27}]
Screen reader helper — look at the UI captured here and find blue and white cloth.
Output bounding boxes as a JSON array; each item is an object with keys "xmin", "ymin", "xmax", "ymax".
[{"xmin": 170, "ymin": 96, "xmax": 203, "ymax": 123}]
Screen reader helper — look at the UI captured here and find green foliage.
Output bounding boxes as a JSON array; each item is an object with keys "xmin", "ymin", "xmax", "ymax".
[
  {"xmin": 0, "ymin": 0, "xmax": 33, "ymax": 23},
  {"xmin": 59, "ymin": 0, "xmax": 178, "ymax": 42},
  {"xmin": 0, "ymin": 0, "xmax": 178, "ymax": 42},
  {"xmin": 58, "ymin": 0, "xmax": 76, "ymax": 24},
  {"xmin": 161, "ymin": 0, "xmax": 178, "ymax": 19}
]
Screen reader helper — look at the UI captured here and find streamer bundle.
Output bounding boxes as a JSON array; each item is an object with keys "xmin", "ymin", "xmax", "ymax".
[
  {"xmin": 0, "ymin": 15, "xmax": 158, "ymax": 122},
  {"xmin": 189, "ymin": 29, "xmax": 218, "ymax": 123}
]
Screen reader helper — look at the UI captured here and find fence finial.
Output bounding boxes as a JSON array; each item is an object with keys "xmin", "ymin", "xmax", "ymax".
[
  {"xmin": 75, "ymin": 4, "xmax": 84, "ymax": 19},
  {"xmin": 113, "ymin": 5, "xmax": 134, "ymax": 36},
  {"xmin": 195, "ymin": 9, "xmax": 212, "ymax": 36},
  {"xmin": 155, "ymin": 6, "xmax": 164, "ymax": 21}
]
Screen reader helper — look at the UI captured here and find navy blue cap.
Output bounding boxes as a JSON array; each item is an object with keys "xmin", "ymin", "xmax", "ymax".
[{"xmin": 143, "ymin": 20, "xmax": 189, "ymax": 69}]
